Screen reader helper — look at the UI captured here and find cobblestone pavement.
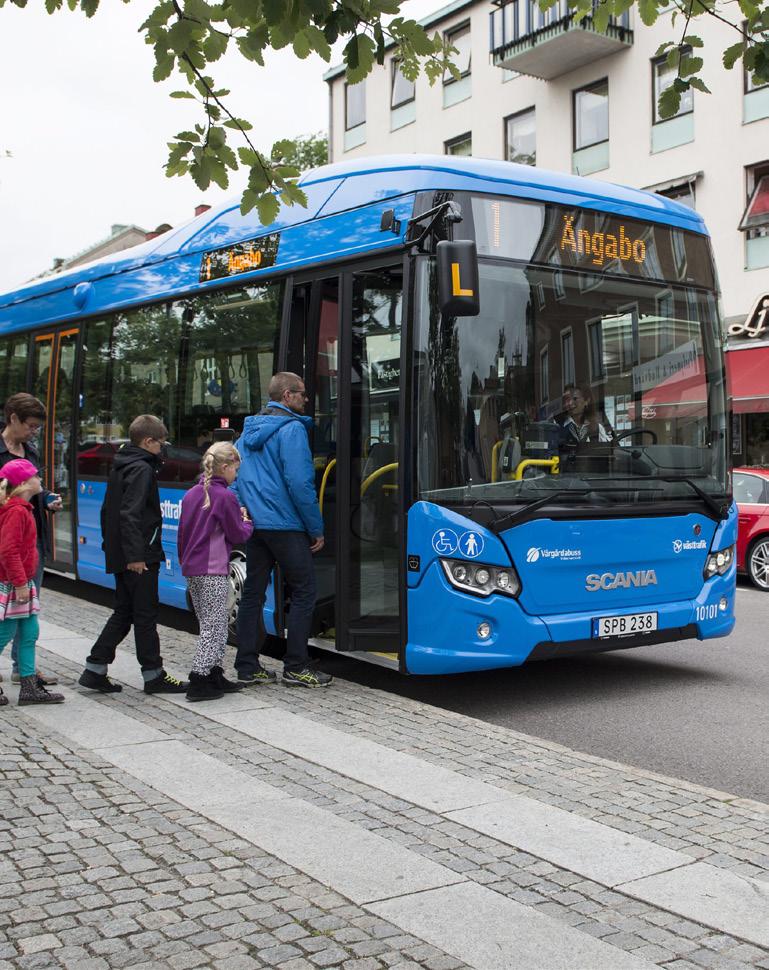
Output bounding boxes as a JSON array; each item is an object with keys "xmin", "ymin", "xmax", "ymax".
[{"xmin": 0, "ymin": 585, "xmax": 768, "ymax": 970}]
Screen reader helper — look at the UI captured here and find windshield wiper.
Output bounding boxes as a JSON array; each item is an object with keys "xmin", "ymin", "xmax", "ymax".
[
  {"xmin": 490, "ymin": 488, "xmax": 591, "ymax": 533},
  {"xmin": 655, "ymin": 477, "xmax": 731, "ymax": 521}
]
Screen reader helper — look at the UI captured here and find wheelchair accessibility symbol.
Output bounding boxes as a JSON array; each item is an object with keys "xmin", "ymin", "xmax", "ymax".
[
  {"xmin": 432, "ymin": 529, "xmax": 458, "ymax": 555},
  {"xmin": 459, "ymin": 531, "xmax": 484, "ymax": 559}
]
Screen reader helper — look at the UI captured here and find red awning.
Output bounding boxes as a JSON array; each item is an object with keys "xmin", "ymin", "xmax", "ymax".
[{"xmin": 727, "ymin": 346, "xmax": 769, "ymax": 414}]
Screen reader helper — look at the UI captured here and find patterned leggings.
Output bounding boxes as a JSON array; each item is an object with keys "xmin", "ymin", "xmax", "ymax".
[{"xmin": 187, "ymin": 575, "xmax": 230, "ymax": 675}]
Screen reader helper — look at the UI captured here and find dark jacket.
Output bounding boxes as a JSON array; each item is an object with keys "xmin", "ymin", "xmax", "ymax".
[
  {"xmin": 233, "ymin": 403, "xmax": 323, "ymax": 538},
  {"xmin": 101, "ymin": 444, "xmax": 164, "ymax": 574},
  {"xmin": 0, "ymin": 425, "xmax": 52, "ymax": 556}
]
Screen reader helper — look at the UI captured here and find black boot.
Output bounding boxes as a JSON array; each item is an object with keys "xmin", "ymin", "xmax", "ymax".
[
  {"xmin": 186, "ymin": 671, "xmax": 224, "ymax": 703},
  {"xmin": 210, "ymin": 665, "xmax": 244, "ymax": 693}
]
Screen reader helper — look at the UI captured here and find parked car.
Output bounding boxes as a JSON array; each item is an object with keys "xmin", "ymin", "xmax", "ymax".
[{"xmin": 733, "ymin": 466, "xmax": 769, "ymax": 590}]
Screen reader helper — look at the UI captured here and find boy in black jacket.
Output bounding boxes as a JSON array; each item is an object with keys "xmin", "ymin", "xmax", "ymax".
[{"xmin": 79, "ymin": 415, "xmax": 188, "ymax": 695}]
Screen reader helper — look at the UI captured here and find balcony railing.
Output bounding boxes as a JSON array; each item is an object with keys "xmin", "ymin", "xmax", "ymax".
[{"xmin": 489, "ymin": 0, "xmax": 632, "ymax": 80}]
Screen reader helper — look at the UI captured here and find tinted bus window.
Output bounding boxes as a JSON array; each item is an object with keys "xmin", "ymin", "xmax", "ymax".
[{"xmin": 0, "ymin": 334, "xmax": 28, "ymax": 404}]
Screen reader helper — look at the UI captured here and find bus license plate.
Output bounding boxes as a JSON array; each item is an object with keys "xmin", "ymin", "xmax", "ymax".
[{"xmin": 592, "ymin": 612, "xmax": 658, "ymax": 638}]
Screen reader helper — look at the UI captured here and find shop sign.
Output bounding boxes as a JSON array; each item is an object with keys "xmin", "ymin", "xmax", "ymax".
[{"xmin": 729, "ymin": 294, "xmax": 769, "ymax": 339}]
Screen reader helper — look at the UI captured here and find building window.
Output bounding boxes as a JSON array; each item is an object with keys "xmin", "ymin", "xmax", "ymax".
[
  {"xmin": 391, "ymin": 61, "xmax": 415, "ymax": 108},
  {"xmin": 561, "ymin": 329, "xmax": 575, "ymax": 388},
  {"xmin": 505, "ymin": 108, "xmax": 535, "ymax": 166},
  {"xmin": 588, "ymin": 321, "xmax": 606, "ymax": 381},
  {"xmin": 540, "ymin": 347, "xmax": 549, "ymax": 405},
  {"xmin": 345, "ymin": 82, "xmax": 366, "ymax": 130},
  {"xmin": 740, "ymin": 162, "xmax": 769, "ymax": 269},
  {"xmin": 658, "ymin": 180, "xmax": 696, "ymax": 209},
  {"xmin": 573, "ymin": 79, "xmax": 608, "ymax": 150},
  {"xmin": 443, "ymin": 23, "xmax": 471, "ymax": 84},
  {"xmin": 652, "ymin": 54, "xmax": 693, "ymax": 123},
  {"xmin": 445, "ymin": 133, "xmax": 472, "ymax": 156}
]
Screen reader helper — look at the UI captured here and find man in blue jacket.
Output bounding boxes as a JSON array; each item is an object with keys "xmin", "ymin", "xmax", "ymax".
[{"xmin": 233, "ymin": 372, "xmax": 331, "ymax": 688}]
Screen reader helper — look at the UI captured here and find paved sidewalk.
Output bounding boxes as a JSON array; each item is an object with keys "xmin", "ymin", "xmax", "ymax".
[{"xmin": 1, "ymin": 588, "xmax": 768, "ymax": 970}]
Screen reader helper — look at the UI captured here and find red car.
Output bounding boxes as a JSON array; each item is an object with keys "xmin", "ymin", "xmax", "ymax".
[{"xmin": 733, "ymin": 466, "xmax": 769, "ymax": 590}]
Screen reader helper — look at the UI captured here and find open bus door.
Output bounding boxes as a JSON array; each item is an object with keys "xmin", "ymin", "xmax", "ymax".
[
  {"xmin": 285, "ymin": 267, "xmax": 405, "ymax": 668},
  {"xmin": 31, "ymin": 328, "xmax": 79, "ymax": 573}
]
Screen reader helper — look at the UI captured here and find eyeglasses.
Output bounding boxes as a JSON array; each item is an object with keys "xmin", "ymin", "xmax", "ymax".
[{"xmin": 289, "ymin": 389, "xmax": 309, "ymax": 399}]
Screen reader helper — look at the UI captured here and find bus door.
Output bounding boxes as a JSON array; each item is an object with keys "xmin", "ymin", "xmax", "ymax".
[
  {"xmin": 32, "ymin": 328, "xmax": 79, "ymax": 572},
  {"xmin": 288, "ymin": 268, "xmax": 404, "ymax": 659}
]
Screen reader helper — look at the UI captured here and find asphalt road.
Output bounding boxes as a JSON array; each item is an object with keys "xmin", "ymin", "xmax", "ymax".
[{"xmin": 48, "ymin": 575, "xmax": 769, "ymax": 804}]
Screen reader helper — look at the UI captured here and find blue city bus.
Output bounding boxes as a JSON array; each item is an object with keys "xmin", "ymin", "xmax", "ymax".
[{"xmin": 0, "ymin": 155, "xmax": 737, "ymax": 674}]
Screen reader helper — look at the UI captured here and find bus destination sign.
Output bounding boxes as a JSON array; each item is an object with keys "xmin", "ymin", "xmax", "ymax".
[
  {"xmin": 200, "ymin": 233, "xmax": 280, "ymax": 283},
  {"xmin": 559, "ymin": 214, "xmax": 646, "ymax": 269}
]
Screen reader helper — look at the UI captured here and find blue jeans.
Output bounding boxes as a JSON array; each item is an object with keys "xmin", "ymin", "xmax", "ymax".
[
  {"xmin": 11, "ymin": 547, "xmax": 44, "ymax": 673},
  {"xmin": 235, "ymin": 530, "xmax": 317, "ymax": 675}
]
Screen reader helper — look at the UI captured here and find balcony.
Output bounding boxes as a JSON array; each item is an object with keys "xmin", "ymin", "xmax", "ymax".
[{"xmin": 489, "ymin": 0, "xmax": 633, "ymax": 80}]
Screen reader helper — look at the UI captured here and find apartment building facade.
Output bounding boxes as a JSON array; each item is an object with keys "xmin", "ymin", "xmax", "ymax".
[{"xmin": 325, "ymin": 0, "xmax": 769, "ymax": 464}]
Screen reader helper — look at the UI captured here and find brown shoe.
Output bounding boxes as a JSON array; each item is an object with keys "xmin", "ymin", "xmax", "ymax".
[{"xmin": 11, "ymin": 669, "xmax": 58, "ymax": 685}]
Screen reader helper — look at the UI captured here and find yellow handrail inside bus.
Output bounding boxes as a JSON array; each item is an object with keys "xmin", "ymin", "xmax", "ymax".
[
  {"xmin": 491, "ymin": 440, "xmax": 503, "ymax": 483},
  {"xmin": 361, "ymin": 462, "xmax": 398, "ymax": 498},
  {"xmin": 514, "ymin": 457, "xmax": 560, "ymax": 480},
  {"xmin": 319, "ymin": 458, "xmax": 336, "ymax": 516}
]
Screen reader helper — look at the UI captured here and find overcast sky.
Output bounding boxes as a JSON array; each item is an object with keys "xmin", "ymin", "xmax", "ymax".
[{"xmin": 0, "ymin": 0, "xmax": 437, "ymax": 292}]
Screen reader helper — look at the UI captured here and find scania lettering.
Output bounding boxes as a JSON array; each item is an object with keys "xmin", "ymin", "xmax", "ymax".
[
  {"xmin": 585, "ymin": 570, "xmax": 658, "ymax": 592},
  {"xmin": 0, "ymin": 155, "xmax": 736, "ymax": 675}
]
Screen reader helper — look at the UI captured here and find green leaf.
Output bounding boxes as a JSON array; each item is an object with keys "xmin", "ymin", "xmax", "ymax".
[
  {"xmin": 638, "ymin": 0, "xmax": 659, "ymax": 26},
  {"xmin": 240, "ymin": 189, "xmax": 261, "ymax": 216},
  {"xmin": 654, "ymin": 40, "xmax": 674, "ymax": 57},
  {"xmin": 293, "ymin": 29, "xmax": 311, "ymax": 58},
  {"xmin": 679, "ymin": 54, "xmax": 703, "ymax": 77},
  {"xmin": 80, "ymin": 0, "xmax": 98, "ymax": 16},
  {"xmin": 170, "ymin": 90, "xmax": 196, "ymax": 99},
  {"xmin": 203, "ymin": 30, "xmax": 228, "ymax": 61},
  {"xmin": 723, "ymin": 41, "xmax": 745, "ymax": 69},
  {"xmin": 682, "ymin": 34, "xmax": 704, "ymax": 47},
  {"xmin": 658, "ymin": 84, "xmax": 681, "ymax": 118},
  {"xmin": 687, "ymin": 76, "xmax": 710, "ymax": 93},
  {"xmin": 153, "ymin": 54, "xmax": 175, "ymax": 82},
  {"xmin": 238, "ymin": 147, "xmax": 260, "ymax": 166},
  {"xmin": 280, "ymin": 182, "xmax": 308, "ymax": 207},
  {"xmin": 256, "ymin": 192, "xmax": 280, "ymax": 226}
]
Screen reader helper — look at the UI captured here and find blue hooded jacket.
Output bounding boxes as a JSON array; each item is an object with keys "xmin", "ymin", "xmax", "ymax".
[{"xmin": 234, "ymin": 403, "xmax": 324, "ymax": 538}]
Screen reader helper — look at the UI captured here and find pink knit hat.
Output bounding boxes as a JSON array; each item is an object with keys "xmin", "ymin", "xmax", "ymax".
[{"xmin": 1, "ymin": 459, "xmax": 39, "ymax": 487}]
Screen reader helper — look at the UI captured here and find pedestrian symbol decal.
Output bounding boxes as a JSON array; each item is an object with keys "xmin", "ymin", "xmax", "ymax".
[
  {"xmin": 459, "ymin": 531, "xmax": 484, "ymax": 559},
  {"xmin": 432, "ymin": 529, "xmax": 458, "ymax": 555}
]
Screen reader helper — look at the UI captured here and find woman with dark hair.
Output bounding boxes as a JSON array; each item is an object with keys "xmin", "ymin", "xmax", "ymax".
[
  {"xmin": 0, "ymin": 393, "xmax": 61, "ymax": 686},
  {"xmin": 561, "ymin": 383, "xmax": 613, "ymax": 444}
]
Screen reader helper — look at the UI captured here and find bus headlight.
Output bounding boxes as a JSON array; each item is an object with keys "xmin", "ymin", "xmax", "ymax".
[
  {"xmin": 441, "ymin": 559, "xmax": 520, "ymax": 598},
  {"xmin": 703, "ymin": 544, "xmax": 734, "ymax": 579}
]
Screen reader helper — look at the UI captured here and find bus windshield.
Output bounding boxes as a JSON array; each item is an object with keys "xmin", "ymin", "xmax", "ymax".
[{"xmin": 414, "ymin": 256, "xmax": 729, "ymax": 510}]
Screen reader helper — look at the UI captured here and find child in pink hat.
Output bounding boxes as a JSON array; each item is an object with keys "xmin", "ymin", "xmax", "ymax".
[{"xmin": 0, "ymin": 459, "xmax": 64, "ymax": 705}]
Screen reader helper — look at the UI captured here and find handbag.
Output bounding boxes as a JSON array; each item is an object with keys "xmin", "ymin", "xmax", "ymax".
[{"xmin": 0, "ymin": 580, "xmax": 40, "ymax": 621}]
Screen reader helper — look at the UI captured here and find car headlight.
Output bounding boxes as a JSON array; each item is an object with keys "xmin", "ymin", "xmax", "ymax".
[
  {"xmin": 703, "ymin": 544, "xmax": 734, "ymax": 580},
  {"xmin": 441, "ymin": 559, "xmax": 520, "ymax": 598}
]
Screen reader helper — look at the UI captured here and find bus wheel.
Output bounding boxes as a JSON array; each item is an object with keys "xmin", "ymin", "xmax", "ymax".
[
  {"xmin": 227, "ymin": 550, "xmax": 248, "ymax": 640},
  {"xmin": 747, "ymin": 537, "xmax": 769, "ymax": 590}
]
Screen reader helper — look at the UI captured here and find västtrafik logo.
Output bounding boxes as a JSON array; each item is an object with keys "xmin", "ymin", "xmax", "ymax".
[
  {"xmin": 526, "ymin": 547, "xmax": 540, "ymax": 562},
  {"xmin": 672, "ymin": 538, "xmax": 706, "ymax": 553}
]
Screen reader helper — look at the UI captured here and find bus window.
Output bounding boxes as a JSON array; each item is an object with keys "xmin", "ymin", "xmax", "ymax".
[
  {"xmin": 174, "ymin": 282, "xmax": 283, "ymax": 478},
  {"xmin": 0, "ymin": 334, "xmax": 28, "ymax": 404}
]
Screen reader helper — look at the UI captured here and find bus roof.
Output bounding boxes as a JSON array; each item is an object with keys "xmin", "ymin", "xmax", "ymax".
[{"xmin": 0, "ymin": 154, "xmax": 708, "ymax": 331}]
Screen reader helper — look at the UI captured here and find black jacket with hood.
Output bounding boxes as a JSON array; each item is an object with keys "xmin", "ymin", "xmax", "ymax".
[
  {"xmin": 0, "ymin": 424, "xmax": 53, "ymax": 557},
  {"xmin": 101, "ymin": 444, "xmax": 164, "ymax": 574}
]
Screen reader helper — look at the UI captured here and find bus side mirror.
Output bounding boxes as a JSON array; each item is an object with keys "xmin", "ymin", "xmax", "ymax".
[{"xmin": 436, "ymin": 240, "xmax": 480, "ymax": 317}]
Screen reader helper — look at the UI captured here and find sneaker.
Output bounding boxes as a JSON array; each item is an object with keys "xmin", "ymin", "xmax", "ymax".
[
  {"xmin": 237, "ymin": 665, "xmax": 277, "ymax": 686},
  {"xmin": 144, "ymin": 671, "xmax": 189, "ymax": 694},
  {"xmin": 78, "ymin": 670, "xmax": 123, "ymax": 693},
  {"xmin": 282, "ymin": 667, "xmax": 333, "ymax": 689},
  {"xmin": 12, "ymin": 669, "xmax": 58, "ymax": 685}
]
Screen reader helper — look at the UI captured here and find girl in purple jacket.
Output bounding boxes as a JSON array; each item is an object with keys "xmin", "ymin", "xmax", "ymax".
[{"xmin": 178, "ymin": 443, "xmax": 254, "ymax": 702}]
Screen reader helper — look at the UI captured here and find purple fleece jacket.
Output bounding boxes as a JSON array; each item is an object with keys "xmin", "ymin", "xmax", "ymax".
[{"xmin": 178, "ymin": 476, "xmax": 253, "ymax": 577}]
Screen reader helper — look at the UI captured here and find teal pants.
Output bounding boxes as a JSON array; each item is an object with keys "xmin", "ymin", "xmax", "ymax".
[{"xmin": 0, "ymin": 615, "xmax": 38, "ymax": 678}]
